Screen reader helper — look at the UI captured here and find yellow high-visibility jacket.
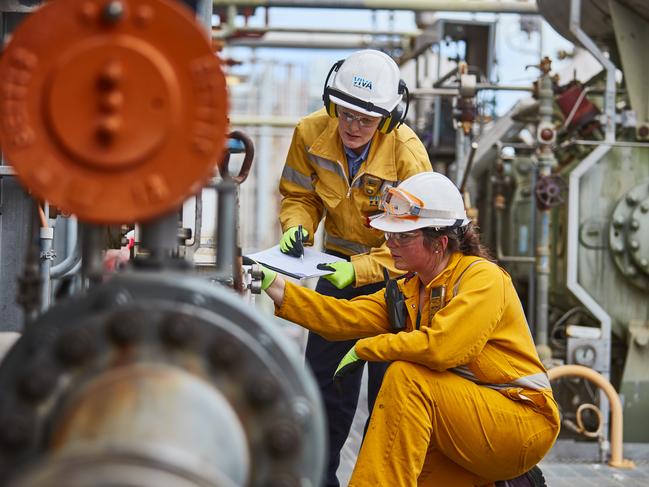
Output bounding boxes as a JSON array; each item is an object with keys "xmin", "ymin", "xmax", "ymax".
[
  {"xmin": 279, "ymin": 108, "xmax": 431, "ymax": 287},
  {"xmin": 276, "ymin": 252, "xmax": 559, "ymax": 420}
]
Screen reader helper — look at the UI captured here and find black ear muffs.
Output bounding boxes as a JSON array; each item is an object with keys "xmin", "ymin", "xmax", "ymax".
[
  {"xmin": 378, "ymin": 105, "xmax": 403, "ymax": 134},
  {"xmin": 378, "ymin": 80, "xmax": 409, "ymax": 134},
  {"xmin": 322, "ymin": 59, "xmax": 344, "ymax": 118}
]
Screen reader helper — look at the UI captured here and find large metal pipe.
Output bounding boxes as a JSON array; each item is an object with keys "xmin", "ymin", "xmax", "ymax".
[
  {"xmin": 212, "ymin": 0, "xmax": 539, "ymax": 14},
  {"xmin": 16, "ymin": 365, "xmax": 249, "ymax": 487},
  {"xmin": 547, "ymin": 365, "xmax": 635, "ymax": 469}
]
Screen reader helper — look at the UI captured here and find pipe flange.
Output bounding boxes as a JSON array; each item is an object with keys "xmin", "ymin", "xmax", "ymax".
[
  {"xmin": 0, "ymin": 0, "xmax": 228, "ymax": 224},
  {"xmin": 609, "ymin": 182, "xmax": 649, "ymax": 290},
  {"xmin": 0, "ymin": 273, "xmax": 325, "ymax": 486}
]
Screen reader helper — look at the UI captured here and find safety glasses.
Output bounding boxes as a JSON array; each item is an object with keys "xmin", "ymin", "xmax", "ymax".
[
  {"xmin": 338, "ymin": 108, "xmax": 380, "ymax": 129},
  {"xmin": 384, "ymin": 230, "xmax": 421, "ymax": 245}
]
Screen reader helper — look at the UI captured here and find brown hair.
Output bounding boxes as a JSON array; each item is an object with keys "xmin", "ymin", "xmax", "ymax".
[{"xmin": 421, "ymin": 223, "xmax": 494, "ymax": 261}]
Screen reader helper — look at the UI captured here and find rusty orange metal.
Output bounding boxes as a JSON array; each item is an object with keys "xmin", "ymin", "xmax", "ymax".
[{"xmin": 0, "ymin": 0, "xmax": 228, "ymax": 223}]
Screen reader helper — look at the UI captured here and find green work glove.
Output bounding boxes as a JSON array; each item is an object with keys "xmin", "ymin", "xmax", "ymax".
[
  {"xmin": 320, "ymin": 261, "xmax": 355, "ymax": 289},
  {"xmin": 260, "ymin": 265, "xmax": 277, "ymax": 291},
  {"xmin": 280, "ymin": 226, "xmax": 309, "ymax": 257},
  {"xmin": 333, "ymin": 347, "xmax": 365, "ymax": 383},
  {"xmin": 243, "ymin": 256, "xmax": 277, "ymax": 291}
]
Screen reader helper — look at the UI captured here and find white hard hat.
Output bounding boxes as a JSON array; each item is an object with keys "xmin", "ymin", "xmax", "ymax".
[
  {"xmin": 328, "ymin": 50, "xmax": 403, "ymax": 118},
  {"xmin": 370, "ymin": 172, "xmax": 470, "ymax": 233}
]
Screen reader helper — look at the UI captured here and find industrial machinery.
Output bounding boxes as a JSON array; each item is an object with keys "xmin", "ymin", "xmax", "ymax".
[
  {"xmin": 2, "ymin": 0, "xmax": 649, "ymax": 482},
  {"xmin": 215, "ymin": 0, "xmax": 649, "ymax": 462},
  {"xmin": 462, "ymin": 0, "xmax": 649, "ymax": 452},
  {"xmin": 0, "ymin": 0, "xmax": 325, "ymax": 485}
]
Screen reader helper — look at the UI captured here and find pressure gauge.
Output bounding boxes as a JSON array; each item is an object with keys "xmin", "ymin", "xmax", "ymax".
[{"xmin": 573, "ymin": 344, "xmax": 597, "ymax": 367}]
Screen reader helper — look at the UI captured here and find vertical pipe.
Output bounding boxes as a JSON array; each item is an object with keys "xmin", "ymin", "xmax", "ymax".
[
  {"xmin": 39, "ymin": 227, "xmax": 54, "ymax": 311},
  {"xmin": 567, "ymin": 143, "xmax": 613, "ymax": 453},
  {"xmin": 568, "ymin": 0, "xmax": 616, "ymax": 452},
  {"xmin": 51, "ymin": 217, "xmax": 81, "ymax": 279},
  {"xmin": 527, "ymin": 162, "xmax": 537, "ymax": 331},
  {"xmin": 534, "ymin": 69, "xmax": 555, "ymax": 356},
  {"xmin": 215, "ymin": 178, "xmax": 237, "ymax": 275},
  {"xmin": 454, "ymin": 127, "xmax": 466, "ymax": 184},
  {"xmin": 140, "ymin": 213, "xmax": 179, "ymax": 260},
  {"xmin": 81, "ymin": 224, "xmax": 105, "ymax": 286}
]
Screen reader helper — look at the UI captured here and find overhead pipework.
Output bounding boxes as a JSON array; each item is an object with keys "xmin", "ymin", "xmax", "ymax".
[{"xmin": 211, "ymin": 0, "xmax": 539, "ymax": 14}]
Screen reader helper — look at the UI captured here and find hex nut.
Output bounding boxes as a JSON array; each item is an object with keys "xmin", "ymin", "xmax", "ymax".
[
  {"xmin": 160, "ymin": 314, "xmax": 197, "ymax": 348},
  {"xmin": 18, "ymin": 364, "xmax": 58, "ymax": 402},
  {"xmin": 267, "ymin": 421, "xmax": 301, "ymax": 458},
  {"xmin": 207, "ymin": 336, "xmax": 240, "ymax": 369},
  {"xmin": 107, "ymin": 312, "xmax": 143, "ymax": 346},
  {"xmin": 247, "ymin": 374, "xmax": 279, "ymax": 407},
  {"xmin": 56, "ymin": 328, "xmax": 97, "ymax": 366}
]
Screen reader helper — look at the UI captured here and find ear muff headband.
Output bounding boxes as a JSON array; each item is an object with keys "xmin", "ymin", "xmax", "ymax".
[
  {"xmin": 322, "ymin": 59, "xmax": 344, "ymax": 117},
  {"xmin": 322, "ymin": 59, "xmax": 410, "ymax": 134}
]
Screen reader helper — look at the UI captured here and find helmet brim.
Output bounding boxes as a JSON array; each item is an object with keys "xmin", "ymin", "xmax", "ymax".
[
  {"xmin": 370, "ymin": 214, "xmax": 470, "ymax": 232},
  {"xmin": 330, "ymin": 95, "xmax": 387, "ymax": 119}
]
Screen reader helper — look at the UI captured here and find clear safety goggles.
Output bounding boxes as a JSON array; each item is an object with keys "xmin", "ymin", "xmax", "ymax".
[
  {"xmin": 338, "ymin": 108, "xmax": 380, "ymax": 128},
  {"xmin": 384, "ymin": 230, "xmax": 421, "ymax": 245},
  {"xmin": 379, "ymin": 186, "xmax": 460, "ymax": 221}
]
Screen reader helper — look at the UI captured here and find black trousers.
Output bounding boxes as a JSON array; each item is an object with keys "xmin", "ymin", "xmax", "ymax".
[{"xmin": 305, "ymin": 275, "xmax": 388, "ymax": 487}]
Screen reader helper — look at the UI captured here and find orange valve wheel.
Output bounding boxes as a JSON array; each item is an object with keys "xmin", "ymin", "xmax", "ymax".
[{"xmin": 0, "ymin": 0, "xmax": 228, "ymax": 223}]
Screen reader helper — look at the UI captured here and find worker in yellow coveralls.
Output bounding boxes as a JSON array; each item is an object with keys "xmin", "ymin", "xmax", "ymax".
[
  {"xmin": 277, "ymin": 49, "xmax": 431, "ymax": 486},
  {"xmin": 263, "ymin": 171, "xmax": 560, "ymax": 487}
]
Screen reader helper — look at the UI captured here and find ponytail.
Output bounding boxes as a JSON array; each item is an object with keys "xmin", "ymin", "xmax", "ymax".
[{"xmin": 421, "ymin": 223, "xmax": 494, "ymax": 261}]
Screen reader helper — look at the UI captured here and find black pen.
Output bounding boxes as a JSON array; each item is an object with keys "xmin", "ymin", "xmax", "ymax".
[{"xmin": 298, "ymin": 224, "xmax": 304, "ymax": 263}]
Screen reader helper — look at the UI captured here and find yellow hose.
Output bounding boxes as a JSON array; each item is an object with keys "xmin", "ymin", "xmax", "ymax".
[{"xmin": 548, "ymin": 364, "xmax": 635, "ymax": 469}]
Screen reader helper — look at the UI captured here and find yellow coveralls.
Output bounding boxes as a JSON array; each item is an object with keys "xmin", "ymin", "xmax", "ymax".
[
  {"xmin": 277, "ymin": 252, "xmax": 561, "ymax": 486},
  {"xmin": 278, "ymin": 108, "xmax": 431, "ymax": 286}
]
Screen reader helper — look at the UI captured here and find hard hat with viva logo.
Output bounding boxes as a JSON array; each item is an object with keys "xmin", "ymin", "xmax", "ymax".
[
  {"xmin": 323, "ymin": 50, "xmax": 407, "ymax": 133},
  {"xmin": 370, "ymin": 172, "xmax": 470, "ymax": 233}
]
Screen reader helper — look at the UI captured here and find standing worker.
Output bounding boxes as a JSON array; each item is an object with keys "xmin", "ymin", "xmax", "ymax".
[
  {"xmin": 278, "ymin": 49, "xmax": 432, "ymax": 486},
  {"xmin": 265, "ymin": 172, "xmax": 559, "ymax": 487}
]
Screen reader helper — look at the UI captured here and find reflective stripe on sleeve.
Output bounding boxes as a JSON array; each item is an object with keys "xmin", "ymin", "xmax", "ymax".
[
  {"xmin": 281, "ymin": 165, "xmax": 314, "ymax": 190},
  {"xmin": 308, "ymin": 154, "xmax": 346, "ymax": 181}
]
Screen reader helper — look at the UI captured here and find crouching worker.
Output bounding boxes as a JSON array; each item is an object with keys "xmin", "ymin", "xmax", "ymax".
[{"xmin": 261, "ymin": 171, "xmax": 560, "ymax": 487}]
